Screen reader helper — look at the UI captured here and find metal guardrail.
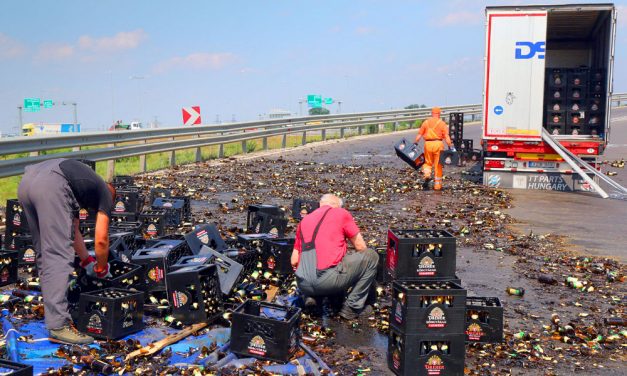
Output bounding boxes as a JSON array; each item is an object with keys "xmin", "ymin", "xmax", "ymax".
[
  {"xmin": 0, "ymin": 104, "xmax": 482, "ymax": 179},
  {"xmin": 1, "ymin": 92, "xmax": 625, "ymax": 180}
]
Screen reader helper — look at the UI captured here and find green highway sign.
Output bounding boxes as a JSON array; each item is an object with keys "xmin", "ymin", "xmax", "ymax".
[
  {"xmin": 43, "ymin": 99, "xmax": 54, "ymax": 108},
  {"xmin": 307, "ymin": 94, "xmax": 322, "ymax": 108},
  {"xmin": 324, "ymin": 97, "xmax": 333, "ymax": 105},
  {"xmin": 24, "ymin": 98, "xmax": 41, "ymax": 112}
]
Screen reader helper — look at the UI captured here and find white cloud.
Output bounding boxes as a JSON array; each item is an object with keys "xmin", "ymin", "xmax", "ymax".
[
  {"xmin": 35, "ymin": 44, "xmax": 74, "ymax": 62},
  {"xmin": 355, "ymin": 26, "xmax": 375, "ymax": 35},
  {"xmin": 78, "ymin": 29, "xmax": 147, "ymax": 52},
  {"xmin": 439, "ymin": 11, "xmax": 482, "ymax": 26},
  {"xmin": 0, "ymin": 33, "xmax": 26, "ymax": 59},
  {"xmin": 153, "ymin": 52, "xmax": 238, "ymax": 74}
]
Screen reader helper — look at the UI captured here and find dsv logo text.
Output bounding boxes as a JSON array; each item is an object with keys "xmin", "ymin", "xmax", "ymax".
[{"xmin": 515, "ymin": 41, "xmax": 545, "ymax": 59}]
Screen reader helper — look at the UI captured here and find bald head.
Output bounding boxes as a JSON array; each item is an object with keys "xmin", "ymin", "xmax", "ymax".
[{"xmin": 320, "ymin": 194, "xmax": 343, "ymax": 208}]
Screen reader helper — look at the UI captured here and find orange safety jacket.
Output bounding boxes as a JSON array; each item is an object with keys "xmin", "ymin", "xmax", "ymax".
[{"xmin": 416, "ymin": 117, "xmax": 453, "ymax": 146}]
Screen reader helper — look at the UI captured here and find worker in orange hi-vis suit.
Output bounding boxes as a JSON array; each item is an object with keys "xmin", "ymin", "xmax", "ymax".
[{"xmin": 414, "ymin": 107, "xmax": 456, "ymax": 191}]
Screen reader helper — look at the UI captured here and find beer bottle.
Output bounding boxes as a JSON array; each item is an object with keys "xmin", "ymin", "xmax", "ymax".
[{"xmin": 506, "ymin": 287, "xmax": 525, "ymax": 296}]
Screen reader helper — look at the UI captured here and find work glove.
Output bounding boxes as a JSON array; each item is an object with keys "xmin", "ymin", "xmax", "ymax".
[
  {"xmin": 80, "ymin": 256, "xmax": 97, "ymax": 275},
  {"xmin": 85, "ymin": 259, "xmax": 112, "ymax": 279},
  {"xmin": 450, "ymin": 146, "xmax": 457, "ymax": 152}
]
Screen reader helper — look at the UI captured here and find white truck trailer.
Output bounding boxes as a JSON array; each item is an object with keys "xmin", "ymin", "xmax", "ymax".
[{"xmin": 481, "ymin": 3, "xmax": 617, "ymax": 192}]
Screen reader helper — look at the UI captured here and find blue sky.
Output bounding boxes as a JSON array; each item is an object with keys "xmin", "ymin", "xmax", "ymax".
[{"xmin": 0, "ymin": 0, "xmax": 625, "ymax": 133}]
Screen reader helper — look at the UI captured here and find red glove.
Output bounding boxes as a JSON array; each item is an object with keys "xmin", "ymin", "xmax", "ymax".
[{"xmin": 80, "ymin": 256, "xmax": 96, "ymax": 269}]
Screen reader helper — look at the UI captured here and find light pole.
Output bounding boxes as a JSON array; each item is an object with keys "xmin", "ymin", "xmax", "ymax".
[
  {"xmin": 130, "ymin": 75, "xmax": 145, "ymax": 124},
  {"xmin": 62, "ymin": 102, "xmax": 78, "ymax": 127},
  {"xmin": 17, "ymin": 106, "xmax": 23, "ymax": 131},
  {"xmin": 298, "ymin": 100, "xmax": 303, "ymax": 116}
]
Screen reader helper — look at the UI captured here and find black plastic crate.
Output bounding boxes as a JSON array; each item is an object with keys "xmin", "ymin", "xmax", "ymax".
[
  {"xmin": 388, "ymin": 327, "xmax": 465, "ymax": 376},
  {"xmin": 439, "ymin": 150, "xmax": 459, "ymax": 167},
  {"xmin": 546, "ymin": 124, "xmax": 565, "ymax": 136},
  {"xmin": 108, "ymin": 231, "xmax": 141, "ymax": 263},
  {"xmin": 149, "ymin": 187, "xmax": 172, "ymax": 202},
  {"xmin": 546, "ymin": 101, "xmax": 564, "ymax": 112},
  {"xmin": 238, "ymin": 233, "xmax": 275, "ymax": 250},
  {"xmin": 4, "ymin": 199, "xmax": 29, "ymax": 235},
  {"xmin": 391, "ymin": 281, "xmax": 466, "ymax": 334},
  {"xmin": 170, "ymin": 196, "xmax": 192, "ymax": 221},
  {"xmin": 248, "ymin": 212, "xmax": 288, "ymax": 237},
  {"xmin": 465, "ymin": 296, "xmax": 504, "ymax": 344},
  {"xmin": 167, "ymin": 264, "xmax": 223, "ymax": 324},
  {"xmin": 546, "ymin": 68, "xmax": 566, "ymax": 88},
  {"xmin": 78, "ymin": 207, "xmax": 98, "ymax": 223},
  {"xmin": 231, "ymin": 300, "xmax": 302, "ymax": 363},
  {"xmin": 76, "ymin": 288, "xmax": 144, "ymax": 340},
  {"xmin": 590, "ymin": 80, "xmax": 604, "ymax": 94},
  {"xmin": 567, "ymin": 87, "xmax": 586, "ymax": 100},
  {"xmin": 229, "ymin": 247, "xmax": 260, "ymax": 276},
  {"xmin": 545, "ymin": 111, "xmax": 565, "ymax": 127},
  {"xmin": 0, "ymin": 250, "xmax": 19, "ymax": 287},
  {"xmin": 77, "ymin": 260, "xmax": 144, "ymax": 292},
  {"xmin": 132, "ymin": 240, "xmax": 192, "ymax": 292},
  {"xmin": 589, "ymin": 97, "xmax": 604, "ymax": 112},
  {"xmin": 110, "ymin": 212, "xmax": 138, "ymax": 224},
  {"xmin": 0, "ymin": 359, "xmax": 33, "ymax": 376},
  {"xmin": 386, "ymin": 229, "xmax": 456, "ymax": 281},
  {"xmin": 196, "ymin": 246, "xmax": 243, "ymax": 295},
  {"xmin": 112, "ymin": 175, "xmax": 134, "ymax": 187},
  {"xmin": 185, "ymin": 224, "xmax": 227, "ymax": 253},
  {"xmin": 114, "ymin": 188, "xmax": 144, "ymax": 214},
  {"xmin": 171, "ymin": 254, "xmax": 214, "ymax": 270},
  {"xmin": 139, "ymin": 210, "xmax": 167, "ymax": 239},
  {"xmin": 247, "ymin": 204, "xmax": 283, "ymax": 228},
  {"xmin": 262, "ymin": 238, "xmax": 295, "ymax": 276},
  {"xmin": 291, "ymin": 198, "xmax": 320, "ymax": 221},
  {"xmin": 566, "ymin": 111, "xmax": 584, "ymax": 127},
  {"xmin": 567, "ymin": 73, "xmax": 587, "ymax": 88},
  {"xmin": 152, "ymin": 197, "xmax": 185, "ymax": 227},
  {"xmin": 395, "ymin": 138, "xmax": 425, "ymax": 170},
  {"xmin": 547, "ymin": 87, "xmax": 564, "ymax": 100},
  {"xmin": 375, "ymin": 247, "xmax": 390, "ymax": 283},
  {"xmin": 109, "ymin": 221, "xmax": 143, "ymax": 236},
  {"xmin": 566, "ymin": 124, "xmax": 583, "ymax": 136},
  {"xmin": 4, "ymin": 233, "xmax": 35, "ymax": 265},
  {"xmin": 566, "ymin": 100, "xmax": 586, "ymax": 112}
]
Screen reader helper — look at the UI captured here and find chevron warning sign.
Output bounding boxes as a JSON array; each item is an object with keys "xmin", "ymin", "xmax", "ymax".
[{"xmin": 182, "ymin": 106, "xmax": 202, "ymax": 126}]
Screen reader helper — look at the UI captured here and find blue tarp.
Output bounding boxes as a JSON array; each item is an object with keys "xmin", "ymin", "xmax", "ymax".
[{"xmin": 8, "ymin": 316, "xmax": 333, "ymax": 375}]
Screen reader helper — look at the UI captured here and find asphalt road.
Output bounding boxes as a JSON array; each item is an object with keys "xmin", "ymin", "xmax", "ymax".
[{"xmin": 268, "ymin": 107, "xmax": 627, "ymax": 262}]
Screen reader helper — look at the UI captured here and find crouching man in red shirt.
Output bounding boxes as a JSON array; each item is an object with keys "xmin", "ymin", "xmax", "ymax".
[{"xmin": 291, "ymin": 194, "xmax": 378, "ymax": 320}]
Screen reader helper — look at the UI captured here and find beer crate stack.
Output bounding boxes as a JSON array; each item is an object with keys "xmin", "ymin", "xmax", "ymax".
[
  {"xmin": 385, "ymin": 229, "xmax": 504, "ymax": 375},
  {"xmin": 544, "ymin": 67, "xmax": 606, "ymax": 136},
  {"xmin": 3, "ymin": 199, "xmax": 35, "ymax": 265},
  {"xmin": 386, "ymin": 229, "xmax": 466, "ymax": 376},
  {"xmin": 448, "ymin": 113, "xmax": 464, "ymax": 151}
]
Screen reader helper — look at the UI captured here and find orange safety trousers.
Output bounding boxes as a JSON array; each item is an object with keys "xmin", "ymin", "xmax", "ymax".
[{"xmin": 423, "ymin": 140, "xmax": 444, "ymax": 189}]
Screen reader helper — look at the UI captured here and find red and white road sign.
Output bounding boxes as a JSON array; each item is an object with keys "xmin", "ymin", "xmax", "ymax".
[{"xmin": 182, "ymin": 106, "xmax": 202, "ymax": 126}]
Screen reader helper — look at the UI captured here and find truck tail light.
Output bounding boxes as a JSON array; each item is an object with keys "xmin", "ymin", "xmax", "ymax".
[{"xmin": 485, "ymin": 160, "xmax": 505, "ymax": 169}]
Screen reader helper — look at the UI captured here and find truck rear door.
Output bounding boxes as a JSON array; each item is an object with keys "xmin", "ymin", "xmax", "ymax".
[{"xmin": 483, "ymin": 9, "xmax": 548, "ymax": 140}]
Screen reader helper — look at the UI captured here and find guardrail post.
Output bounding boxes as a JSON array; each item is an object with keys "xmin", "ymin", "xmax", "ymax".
[
  {"xmin": 169, "ymin": 138, "xmax": 176, "ymax": 166},
  {"xmin": 301, "ymin": 131, "xmax": 307, "ymax": 145},
  {"xmin": 393, "ymin": 121, "xmax": 398, "ymax": 132},
  {"xmin": 281, "ymin": 134, "xmax": 287, "ymax": 148},
  {"xmin": 358, "ymin": 126, "xmax": 363, "ymax": 135},
  {"xmin": 321, "ymin": 129, "xmax": 326, "ymax": 141},
  {"xmin": 219, "ymin": 143, "xmax": 224, "ymax": 158},
  {"xmin": 72, "ymin": 146, "xmax": 80, "ymax": 152},
  {"xmin": 241, "ymin": 140, "xmax": 247, "ymax": 154},
  {"xmin": 340, "ymin": 127, "xmax": 345, "ymax": 138},
  {"xmin": 263, "ymin": 137, "xmax": 268, "ymax": 151},
  {"xmin": 139, "ymin": 140, "xmax": 147, "ymax": 172},
  {"xmin": 106, "ymin": 144, "xmax": 115, "ymax": 181},
  {"xmin": 29, "ymin": 151, "xmax": 39, "ymax": 157}
]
